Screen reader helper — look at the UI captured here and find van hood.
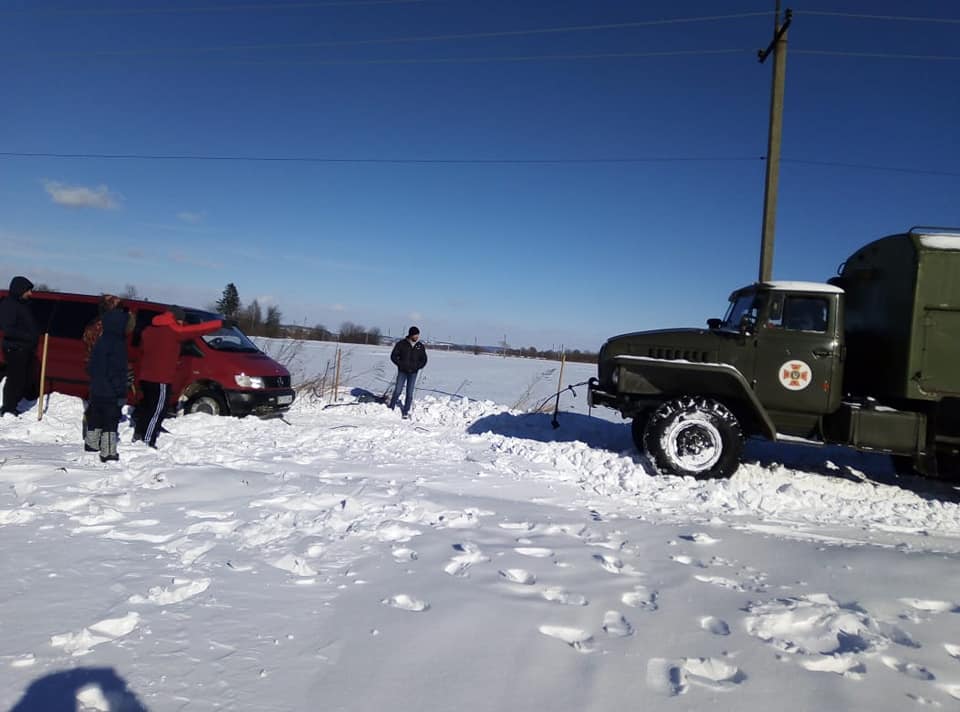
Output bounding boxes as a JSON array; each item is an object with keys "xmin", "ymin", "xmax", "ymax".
[{"xmin": 205, "ymin": 348, "xmax": 290, "ymax": 378}]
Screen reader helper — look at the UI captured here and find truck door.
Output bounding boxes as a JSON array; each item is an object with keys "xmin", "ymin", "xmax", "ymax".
[{"xmin": 753, "ymin": 292, "xmax": 840, "ymax": 416}]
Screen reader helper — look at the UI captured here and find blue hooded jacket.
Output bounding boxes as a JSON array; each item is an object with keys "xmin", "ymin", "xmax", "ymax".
[{"xmin": 87, "ymin": 310, "xmax": 129, "ymax": 400}]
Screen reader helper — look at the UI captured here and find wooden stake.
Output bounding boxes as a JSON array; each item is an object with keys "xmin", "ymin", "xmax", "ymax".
[
  {"xmin": 333, "ymin": 346, "xmax": 342, "ymax": 402},
  {"xmin": 37, "ymin": 333, "xmax": 50, "ymax": 421},
  {"xmin": 551, "ymin": 348, "xmax": 566, "ymax": 428}
]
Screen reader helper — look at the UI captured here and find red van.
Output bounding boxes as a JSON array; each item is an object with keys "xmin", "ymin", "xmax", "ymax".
[{"xmin": 0, "ymin": 290, "xmax": 295, "ymax": 416}]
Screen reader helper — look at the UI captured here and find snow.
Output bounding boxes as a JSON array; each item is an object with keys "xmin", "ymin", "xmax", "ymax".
[
  {"xmin": 760, "ymin": 280, "xmax": 845, "ymax": 294},
  {"xmin": 919, "ymin": 234, "xmax": 960, "ymax": 251},
  {"xmin": 2, "ymin": 343, "xmax": 960, "ymax": 711}
]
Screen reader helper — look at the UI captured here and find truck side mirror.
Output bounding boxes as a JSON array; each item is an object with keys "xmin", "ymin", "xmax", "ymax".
[{"xmin": 706, "ymin": 318, "xmax": 722, "ymax": 329}]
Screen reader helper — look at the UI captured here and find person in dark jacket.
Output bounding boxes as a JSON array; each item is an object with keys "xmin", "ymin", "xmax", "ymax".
[
  {"xmin": 86, "ymin": 310, "xmax": 131, "ymax": 462},
  {"xmin": 0, "ymin": 276, "xmax": 38, "ymax": 417},
  {"xmin": 82, "ymin": 294, "xmax": 126, "ymax": 442},
  {"xmin": 388, "ymin": 326, "xmax": 427, "ymax": 419},
  {"xmin": 134, "ymin": 307, "xmax": 222, "ymax": 447}
]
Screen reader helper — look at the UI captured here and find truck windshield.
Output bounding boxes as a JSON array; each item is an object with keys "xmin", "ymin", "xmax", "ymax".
[
  {"xmin": 201, "ymin": 326, "xmax": 261, "ymax": 353},
  {"xmin": 722, "ymin": 293, "xmax": 759, "ymax": 330}
]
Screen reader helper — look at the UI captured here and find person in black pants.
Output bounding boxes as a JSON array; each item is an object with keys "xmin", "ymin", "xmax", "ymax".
[
  {"xmin": 86, "ymin": 310, "xmax": 131, "ymax": 462},
  {"xmin": 0, "ymin": 276, "xmax": 38, "ymax": 417}
]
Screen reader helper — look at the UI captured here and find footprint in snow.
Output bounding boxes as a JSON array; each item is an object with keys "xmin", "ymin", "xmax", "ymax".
[
  {"xmin": 699, "ymin": 616, "xmax": 730, "ymax": 636},
  {"xmin": 694, "ymin": 575, "xmax": 746, "ymax": 593},
  {"xmin": 881, "ymin": 656, "xmax": 935, "ymax": 681},
  {"xmin": 444, "ymin": 543, "xmax": 490, "ymax": 577},
  {"xmin": 514, "ymin": 547, "xmax": 554, "ymax": 558},
  {"xmin": 50, "ymin": 612, "xmax": 141, "ymax": 657},
  {"xmin": 538, "ymin": 625, "xmax": 594, "ymax": 653},
  {"xmin": 593, "ymin": 554, "xmax": 642, "ymax": 576},
  {"xmin": 672, "ymin": 554, "xmax": 706, "ymax": 568},
  {"xmin": 899, "ymin": 598, "xmax": 957, "ymax": 614},
  {"xmin": 392, "ymin": 547, "xmax": 418, "ymax": 562},
  {"xmin": 541, "ymin": 587, "xmax": 588, "ymax": 607},
  {"xmin": 499, "ymin": 568, "xmax": 536, "ymax": 585},
  {"xmin": 128, "ymin": 577, "xmax": 211, "ymax": 605},
  {"xmin": 602, "ymin": 611, "xmax": 634, "ymax": 637},
  {"xmin": 381, "ymin": 594, "xmax": 429, "ymax": 612},
  {"xmin": 679, "ymin": 533, "xmax": 721, "ymax": 545},
  {"xmin": 498, "ymin": 521, "xmax": 535, "ymax": 532},
  {"xmin": 646, "ymin": 657, "xmax": 745, "ymax": 696},
  {"xmin": 622, "ymin": 586, "xmax": 658, "ymax": 611},
  {"xmin": 800, "ymin": 654, "xmax": 866, "ymax": 679}
]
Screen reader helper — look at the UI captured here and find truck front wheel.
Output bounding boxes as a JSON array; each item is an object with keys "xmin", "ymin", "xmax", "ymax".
[{"xmin": 643, "ymin": 397, "xmax": 743, "ymax": 479}]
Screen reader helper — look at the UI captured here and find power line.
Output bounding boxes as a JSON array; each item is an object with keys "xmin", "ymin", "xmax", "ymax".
[
  {"xmin": 1, "ymin": 12, "xmax": 773, "ymax": 59},
  {"xmin": 793, "ymin": 49, "xmax": 960, "ymax": 61},
  {"xmin": 2, "ymin": 151, "xmax": 958, "ymax": 178},
  {"xmin": 0, "ymin": 151, "xmax": 764, "ymax": 165},
  {"xmin": 1, "ymin": 0, "xmax": 442, "ymax": 15},
  {"xmin": 781, "ymin": 159, "xmax": 960, "ymax": 178},
  {"xmin": 797, "ymin": 10, "xmax": 960, "ymax": 25},
  {"xmin": 211, "ymin": 48, "xmax": 752, "ymax": 66}
]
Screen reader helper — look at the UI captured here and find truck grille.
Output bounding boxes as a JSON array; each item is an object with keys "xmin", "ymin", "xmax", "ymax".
[
  {"xmin": 263, "ymin": 375, "xmax": 291, "ymax": 388},
  {"xmin": 648, "ymin": 347, "xmax": 709, "ymax": 363}
]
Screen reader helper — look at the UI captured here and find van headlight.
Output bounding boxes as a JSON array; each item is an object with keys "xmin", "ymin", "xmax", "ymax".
[{"xmin": 234, "ymin": 373, "xmax": 265, "ymax": 389}]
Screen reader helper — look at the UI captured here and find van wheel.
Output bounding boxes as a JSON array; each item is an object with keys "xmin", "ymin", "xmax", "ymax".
[
  {"xmin": 643, "ymin": 397, "xmax": 743, "ymax": 479},
  {"xmin": 185, "ymin": 391, "xmax": 226, "ymax": 416}
]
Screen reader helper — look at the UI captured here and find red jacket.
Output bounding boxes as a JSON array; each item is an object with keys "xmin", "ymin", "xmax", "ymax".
[{"xmin": 139, "ymin": 312, "xmax": 222, "ymax": 384}]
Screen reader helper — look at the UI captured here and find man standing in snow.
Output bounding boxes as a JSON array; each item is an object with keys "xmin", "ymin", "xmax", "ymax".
[
  {"xmin": 389, "ymin": 326, "xmax": 427, "ymax": 419},
  {"xmin": 0, "ymin": 276, "xmax": 39, "ymax": 417},
  {"xmin": 134, "ymin": 306, "xmax": 222, "ymax": 447}
]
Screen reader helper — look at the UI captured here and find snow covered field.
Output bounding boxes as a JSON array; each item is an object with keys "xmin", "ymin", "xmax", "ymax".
[{"xmin": 2, "ymin": 343, "xmax": 960, "ymax": 711}]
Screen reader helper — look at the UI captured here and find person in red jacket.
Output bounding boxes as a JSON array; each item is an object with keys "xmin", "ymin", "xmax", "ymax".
[{"xmin": 134, "ymin": 306, "xmax": 222, "ymax": 447}]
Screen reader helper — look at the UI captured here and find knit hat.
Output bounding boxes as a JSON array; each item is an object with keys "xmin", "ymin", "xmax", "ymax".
[
  {"xmin": 407, "ymin": 326, "xmax": 420, "ymax": 337},
  {"xmin": 171, "ymin": 306, "xmax": 186, "ymax": 322}
]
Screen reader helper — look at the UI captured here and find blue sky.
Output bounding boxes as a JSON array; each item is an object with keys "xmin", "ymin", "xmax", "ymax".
[{"xmin": 1, "ymin": 0, "xmax": 958, "ymax": 350}]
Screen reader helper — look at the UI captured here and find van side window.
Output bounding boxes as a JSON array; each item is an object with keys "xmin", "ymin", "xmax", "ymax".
[
  {"xmin": 779, "ymin": 296, "xmax": 829, "ymax": 332},
  {"xmin": 50, "ymin": 301, "xmax": 100, "ymax": 339},
  {"xmin": 132, "ymin": 309, "xmax": 163, "ymax": 347},
  {"xmin": 28, "ymin": 298, "xmax": 57, "ymax": 333}
]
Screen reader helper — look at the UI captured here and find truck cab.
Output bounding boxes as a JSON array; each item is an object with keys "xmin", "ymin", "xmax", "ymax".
[{"xmin": 589, "ymin": 227, "xmax": 960, "ymax": 481}]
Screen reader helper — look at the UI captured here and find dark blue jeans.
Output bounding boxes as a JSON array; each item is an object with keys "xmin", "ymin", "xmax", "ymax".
[{"xmin": 389, "ymin": 370, "xmax": 418, "ymax": 415}]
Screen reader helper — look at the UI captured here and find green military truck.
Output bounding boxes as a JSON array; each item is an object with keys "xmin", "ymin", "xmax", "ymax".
[{"xmin": 588, "ymin": 227, "xmax": 960, "ymax": 480}]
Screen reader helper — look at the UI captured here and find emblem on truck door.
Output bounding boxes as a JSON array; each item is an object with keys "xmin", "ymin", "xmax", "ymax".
[{"xmin": 779, "ymin": 360, "xmax": 812, "ymax": 391}]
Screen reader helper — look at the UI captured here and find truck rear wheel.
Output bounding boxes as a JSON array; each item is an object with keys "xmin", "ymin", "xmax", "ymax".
[{"xmin": 643, "ymin": 397, "xmax": 743, "ymax": 479}]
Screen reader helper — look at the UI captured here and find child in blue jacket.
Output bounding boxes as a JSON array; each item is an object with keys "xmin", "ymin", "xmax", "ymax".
[{"xmin": 86, "ymin": 310, "xmax": 131, "ymax": 462}]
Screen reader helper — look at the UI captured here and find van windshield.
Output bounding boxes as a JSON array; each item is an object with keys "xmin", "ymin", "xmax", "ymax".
[{"xmin": 201, "ymin": 326, "xmax": 261, "ymax": 353}]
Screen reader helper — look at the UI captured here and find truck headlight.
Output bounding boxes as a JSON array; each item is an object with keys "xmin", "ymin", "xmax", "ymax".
[
  {"xmin": 234, "ymin": 373, "xmax": 265, "ymax": 389},
  {"xmin": 610, "ymin": 368, "xmax": 619, "ymax": 387}
]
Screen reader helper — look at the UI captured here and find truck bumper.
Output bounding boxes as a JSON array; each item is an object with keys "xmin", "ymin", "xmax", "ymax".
[
  {"xmin": 225, "ymin": 388, "xmax": 296, "ymax": 416},
  {"xmin": 587, "ymin": 378, "xmax": 620, "ymax": 410}
]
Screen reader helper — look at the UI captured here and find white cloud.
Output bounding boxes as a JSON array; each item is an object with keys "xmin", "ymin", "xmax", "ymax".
[
  {"xmin": 177, "ymin": 211, "xmax": 206, "ymax": 224},
  {"xmin": 43, "ymin": 181, "xmax": 122, "ymax": 210}
]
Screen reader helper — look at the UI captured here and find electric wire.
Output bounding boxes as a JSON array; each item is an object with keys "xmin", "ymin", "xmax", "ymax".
[{"xmin": 0, "ymin": 12, "xmax": 774, "ymax": 58}]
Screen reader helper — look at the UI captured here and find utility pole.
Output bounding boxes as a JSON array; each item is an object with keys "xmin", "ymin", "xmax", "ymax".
[{"xmin": 758, "ymin": 2, "xmax": 792, "ymax": 283}]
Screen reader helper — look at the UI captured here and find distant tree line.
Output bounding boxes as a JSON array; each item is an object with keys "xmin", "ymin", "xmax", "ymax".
[{"xmin": 214, "ymin": 283, "xmax": 383, "ymax": 343}]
